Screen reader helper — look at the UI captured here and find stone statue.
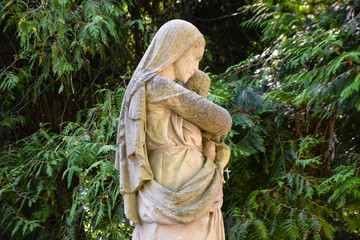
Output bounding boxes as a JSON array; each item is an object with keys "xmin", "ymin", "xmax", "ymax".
[{"xmin": 115, "ymin": 19, "xmax": 232, "ymax": 240}]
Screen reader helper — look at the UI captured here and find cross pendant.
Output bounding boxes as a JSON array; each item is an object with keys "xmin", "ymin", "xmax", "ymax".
[{"xmin": 224, "ymin": 167, "xmax": 231, "ymax": 180}]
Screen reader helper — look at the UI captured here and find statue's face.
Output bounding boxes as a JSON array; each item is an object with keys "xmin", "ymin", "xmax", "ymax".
[{"xmin": 174, "ymin": 45, "xmax": 204, "ymax": 83}]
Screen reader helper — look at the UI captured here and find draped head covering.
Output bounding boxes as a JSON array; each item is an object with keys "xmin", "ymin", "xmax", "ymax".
[{"xmin": 115, "ymin": 20, "xmax": 205, "ymax": 222}]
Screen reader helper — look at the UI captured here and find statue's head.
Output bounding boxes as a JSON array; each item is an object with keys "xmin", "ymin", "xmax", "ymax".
[
  {"xmin": 171, "ymin": 37, "xmax": 205, "ymax": 83},
  {"xmin": 133, "ymin": 20, "xmax": 205, "ymax": 82}
]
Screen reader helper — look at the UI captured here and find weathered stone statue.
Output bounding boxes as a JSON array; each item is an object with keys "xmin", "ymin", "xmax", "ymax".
[{"xmin": 115, "ymin": 19, "xmax": 232, "ymax": 240}]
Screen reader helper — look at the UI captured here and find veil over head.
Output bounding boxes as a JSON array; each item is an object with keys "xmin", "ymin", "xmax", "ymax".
[
  {"xmin": 115, "ymin": 20, "xmax": 204, "ymax": 222},
  {"xmin": 125, "ymin": 19, "xmax": 204, "ymax": 104}
]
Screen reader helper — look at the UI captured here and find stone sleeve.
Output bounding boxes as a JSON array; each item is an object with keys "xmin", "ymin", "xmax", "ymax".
[{"xmin": 147, "ymin": 76, "xmax": 232, "ymax": 136}]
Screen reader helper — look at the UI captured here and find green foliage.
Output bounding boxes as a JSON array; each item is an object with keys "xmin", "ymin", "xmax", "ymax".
[
  {"xmin": 1, "ymin": 0, "xmax": 134, "ymax": 238},
  {"xmin": 0, "ymin": 0, "xmax": 133, "ymax": 141},
  {"xmin": 0, "ymin": 88, "xmax": 131, "ymax": 239},
  {"xmin": 207, "ymin": 0, "xmax": 360, "ymax": 239}
]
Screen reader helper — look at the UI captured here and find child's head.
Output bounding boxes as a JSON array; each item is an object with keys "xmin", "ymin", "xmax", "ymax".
[{"xmin": 185, "ymin": 70, "xmax": 211, "ymax": 98}]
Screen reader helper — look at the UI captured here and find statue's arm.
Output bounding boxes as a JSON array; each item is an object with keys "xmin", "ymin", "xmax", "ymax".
[{"xmin": 147, "ymin": 76, "xmax": 232, "ymax": 137}]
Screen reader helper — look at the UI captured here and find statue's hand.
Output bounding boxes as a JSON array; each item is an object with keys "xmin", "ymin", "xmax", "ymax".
[
  {"xmin": 214, "ymin": 142, "xmax": 231, "ymax": 171},
  {"xmin": 202, "ymin": 131, "xmax": 222, "ymax": 144}
]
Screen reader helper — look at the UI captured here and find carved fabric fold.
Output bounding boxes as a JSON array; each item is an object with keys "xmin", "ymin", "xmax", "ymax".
[{"xmin": 139, "ymin": 157, "xmax": 223, "ymax": 224}]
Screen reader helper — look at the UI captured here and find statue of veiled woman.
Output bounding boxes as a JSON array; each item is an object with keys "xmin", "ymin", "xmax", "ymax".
[{"xmin": 115, "ymin": 19, "xmax": 232, "ymax": 240}]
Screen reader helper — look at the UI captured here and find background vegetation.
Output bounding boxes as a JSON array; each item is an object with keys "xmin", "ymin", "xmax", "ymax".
[{"xmin": 1, "ymin": 0, "xmax": 359, "ymax": 239}]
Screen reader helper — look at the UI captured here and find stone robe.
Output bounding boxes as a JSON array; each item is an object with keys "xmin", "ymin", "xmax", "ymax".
[{"xmin": 131, "ymin": 76, "xmax": 231, "ymax": 239}]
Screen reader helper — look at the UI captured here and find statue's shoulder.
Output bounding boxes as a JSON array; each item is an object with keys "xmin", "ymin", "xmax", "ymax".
[
  {"xmin": 146, "ymin": 75, "xmax": 186, "ymax": 101},
  {"xmin": 147, "ymin": 75, "xmax": 175, "ymax": 92}
]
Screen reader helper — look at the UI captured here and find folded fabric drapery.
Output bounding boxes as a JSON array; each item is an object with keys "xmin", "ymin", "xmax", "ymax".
[{"xmin": 139, "ymin": 157, "xmax": 223, "ymax": 224}]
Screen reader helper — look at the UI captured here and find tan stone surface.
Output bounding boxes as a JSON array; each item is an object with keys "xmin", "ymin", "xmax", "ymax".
[
  {"xmin": 186, "ymin": 71, "xmax": 216, "ymax": 162},
  {"xmin": 115, "ymin": 19, "xmax": 232, "ymax": 240},
  {"xmin": 185, "ymin": 70, "xmax": 211, "ymax": 98}
]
